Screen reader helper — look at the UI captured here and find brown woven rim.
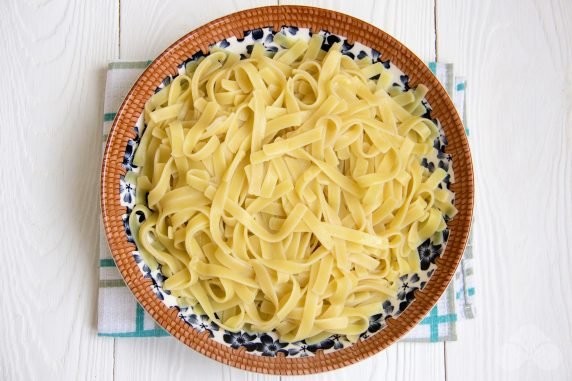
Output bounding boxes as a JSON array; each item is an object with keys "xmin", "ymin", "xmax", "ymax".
[{"xmin": 101, "ymin": 5, "xmax": 473, "ymax": 375}]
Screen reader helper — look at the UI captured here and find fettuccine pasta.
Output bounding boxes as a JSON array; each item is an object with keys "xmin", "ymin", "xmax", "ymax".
[{"xmin": 130, "ymin": 33, "xmax": 456, "ymax": 342}]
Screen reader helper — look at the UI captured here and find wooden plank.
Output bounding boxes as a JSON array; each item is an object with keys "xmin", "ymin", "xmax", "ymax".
[
  {"xmin": 114, "ymin": 337, "xmax": 280, "ymax": 381},
  {"xmin": 285, "ymin": 343, "xmax": 444, "ymax": 381},
  {"xmin": 280, "ymin": 0, "xmax": 436, "ymax": 61},
  {"xmin": 438, "ymin": 0, "xmax": 572, "ymax": 379},
  {"xmin": 0, "ymin": 1, "xmax": 118, "ymax": 380},
  {"xmin": 120, "ymin": 0, "xmax": 276, "ymax": 59}
]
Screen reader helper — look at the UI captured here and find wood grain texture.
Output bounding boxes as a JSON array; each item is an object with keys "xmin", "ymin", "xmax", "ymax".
[
  {"xmin": 438, "ymin": 0, "xmax": 572, "ymax": 380},
  {"xmin": 114, "ymin": 337, "xmax": 279, "ymax": 381},
  {"xmin": 4, "ymin": 0, "xmax": 570, "ymax": 378},
  {"xmin": 280, "ymin": 0, "xmax": 436, "ymax": 61},
  {"xmin": 119, "ymin": 0, "xmax": 276, "ymax": 60},
  {"xmin": 285, "ymin": 343, "xmax": 444, "ymax": 381},
  {"xmin": 0, "ymin": 1, "xmax": 118, "ymax": 380}
]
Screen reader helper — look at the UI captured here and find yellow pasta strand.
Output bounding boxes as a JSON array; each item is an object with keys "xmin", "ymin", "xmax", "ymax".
[{"xmin": 130, "ymin": 33, "xmax": 455, "ymax": 340}]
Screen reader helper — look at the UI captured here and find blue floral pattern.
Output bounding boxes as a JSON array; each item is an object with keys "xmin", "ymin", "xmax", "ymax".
[
  {"xmin": 256, "ymin": 334, "xmax": 289, "ymax": 357},
  {"xmin": 122, "ymin": 140, "xmax": 137, "ymax": 172},
  {"xmin": 418, "ymin": 240, "xmax": 443, "ymax": 270},
  {"xmin": 120, "ymin": 26, "xmax": 454, "ymax": 357},
  {"xmin": 223, "ymin": 331, "xmax": 258, "ymax": 351},
  {"xmin": 119, "ymin": 176, "xmax": 135, "ymax": 206},
  {"xmin": 186, "ymin": 314, "xmax": 219, "ymax": 338}
]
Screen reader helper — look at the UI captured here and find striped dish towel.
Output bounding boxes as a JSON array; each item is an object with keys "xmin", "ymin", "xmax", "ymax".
[{"xmin": 98, "ymin": 61, "xmax": 475, "ymax": 341}]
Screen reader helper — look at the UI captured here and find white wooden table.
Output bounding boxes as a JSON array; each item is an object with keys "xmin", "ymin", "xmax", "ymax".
[{"xmin": 1, "ymin": 0, "xmax": 571, "ymax": 380}]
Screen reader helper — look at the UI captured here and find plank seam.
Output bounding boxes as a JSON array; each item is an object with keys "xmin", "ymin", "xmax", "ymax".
[{"xmin": 434, "ymin": 0, "xmax": 439, "ymax": 61}]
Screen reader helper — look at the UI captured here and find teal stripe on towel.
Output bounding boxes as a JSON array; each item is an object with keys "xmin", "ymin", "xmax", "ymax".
[
  {"xmin": 100, "ymin": 258, "xmax": 116, "ymax": 267},
  {"xmin": 103, "ymin": 112, "xmax": 117, "ymax": 122},
  {"xmin": 428, "ymin": 62, "xmax": 437, "ymax": 73},
  {"xmin": 420, "ymin": 307, "xmax": 458, "ymax": 342},
  {"xmin": 98, "ymin": 330, "xmax": 170, "ymax": 338}
]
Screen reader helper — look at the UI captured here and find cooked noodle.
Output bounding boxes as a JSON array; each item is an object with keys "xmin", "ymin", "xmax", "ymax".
[{"xmin": 129, "ymin": 33, "xmax": 456, "ymax": 342}]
